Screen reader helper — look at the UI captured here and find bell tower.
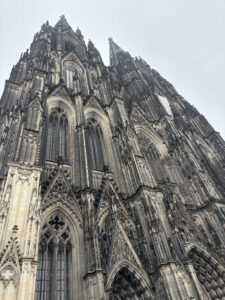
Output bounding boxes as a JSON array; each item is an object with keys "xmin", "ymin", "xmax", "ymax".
[{"xmin": 0, "ymin": 15, "xmax": 225, "ymax": 300}]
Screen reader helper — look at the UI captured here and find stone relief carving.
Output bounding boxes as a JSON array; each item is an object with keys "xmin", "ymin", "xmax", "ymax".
[
  {"xmin": 0, "ymin": 264, "xmax": 18, "ymax": 287},
  {"xmin": 18, "ymin": 173, "xmax": 29, "ymax": 184},
  {"xmin": 109, "ymin": 225, "xmax": 136, "ymax": 267},
  {"xmin": 0, "ymin": 227, "xmax": 21, "ymax": 287},
  {"xmin": 0, "ymin": 185, "xmax": 11, "ymax": 217}
]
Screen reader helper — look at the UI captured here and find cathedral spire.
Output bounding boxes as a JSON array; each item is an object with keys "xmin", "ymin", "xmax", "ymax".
[
  {"xmin": 54, "ymin": 15, "xmax": 71, "ymax": 31},
  {"xmin": 88, "ymin": 40, "xmax": 103, "ymax": 64},
  {"xmin": 0, "ymin": 16, "xmax": 225, "ymax": 300},
  {"xmin": 76, "ymin": 28, "xmax": 83, "ymax": 39},
  {"xmin": 109, "ymin": 38, "xmax": 130, "ymax": 66}
]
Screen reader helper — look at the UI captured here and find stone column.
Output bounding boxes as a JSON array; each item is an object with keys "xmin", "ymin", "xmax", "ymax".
[
  {"xmin": 186, "ymin": 263, "xmax": 205, "ymax": 300},
  {"xmin": 84, "ymin": 270, "xmax": 106, "ymax": 300},
  {"xmin": 0, "ymin": 163, "xmax": 42, "ymax": 300}
]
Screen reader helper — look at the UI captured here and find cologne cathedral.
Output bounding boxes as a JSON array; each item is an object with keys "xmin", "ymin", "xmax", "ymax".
[{"xmin": 0, "ymin": 15, "xmax": 225, "ymax": 300}]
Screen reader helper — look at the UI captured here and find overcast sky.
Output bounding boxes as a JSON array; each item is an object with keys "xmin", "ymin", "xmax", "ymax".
[{"xmin": 0, "ymin": 0, "xmax": 224, "ymax": 138}]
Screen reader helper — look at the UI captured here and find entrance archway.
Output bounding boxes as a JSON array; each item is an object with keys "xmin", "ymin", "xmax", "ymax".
[{"xmin": 188, "ymin": 247, "xmax": 225, "ymax": 299}]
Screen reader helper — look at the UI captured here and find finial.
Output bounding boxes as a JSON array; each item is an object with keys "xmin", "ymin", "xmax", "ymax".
[
  {"xmin": 76, "ymin": 28, "xmax": 83, "ymax": 39},
  {"xmin": 88, "ymin": 39, "xmax": 95, "ymax": 49}
]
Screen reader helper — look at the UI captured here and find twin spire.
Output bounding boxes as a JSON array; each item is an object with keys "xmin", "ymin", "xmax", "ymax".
[{"xmin": 52, "ymin": 15, "xmax": 129, "ymax": 66}]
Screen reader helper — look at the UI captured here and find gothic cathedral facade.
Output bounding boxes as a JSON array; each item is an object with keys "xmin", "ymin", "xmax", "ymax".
[{"xmin": 0, "ymin": 16, "xmax": 225, "ymax": 300}]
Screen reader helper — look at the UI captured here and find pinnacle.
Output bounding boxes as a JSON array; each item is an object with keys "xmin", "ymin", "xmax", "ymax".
[
  {"xmin": 88, "ymin": 39, "xmax": 97, "ymax": 51},
  {"xmin": 76, "ymin": 27, "xmax": 84, "ymax": 39},
  {"xmin": 108, "ymin": 37, "xmax": 125, "ymax": 53},
  {"xmin": 109, "ymin": 38, "xmax": 128, "ymax": 66}
]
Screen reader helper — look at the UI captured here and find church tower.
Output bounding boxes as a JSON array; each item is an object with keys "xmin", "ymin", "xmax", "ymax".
[{"xmin": 0, "ymin": 16, "xmax": 225, "ymax": 300}]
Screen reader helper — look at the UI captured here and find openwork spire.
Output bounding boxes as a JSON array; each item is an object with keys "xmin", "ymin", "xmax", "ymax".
[{"xmin": 109, "ymin": 38, "xmax": 129, "ymax": 66}]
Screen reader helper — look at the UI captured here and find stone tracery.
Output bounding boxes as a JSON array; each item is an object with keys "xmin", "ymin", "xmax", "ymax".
[
  {"xmin": 0, "ymin": 15, "xmax": 224, "ymax": 300},
  {"xmin": 35, "ymin": 214, "xmax": 71, "ymax": 300},
  {"xmin": 46, "ymin": 107, "xmax": 68, "ymax": 162}
]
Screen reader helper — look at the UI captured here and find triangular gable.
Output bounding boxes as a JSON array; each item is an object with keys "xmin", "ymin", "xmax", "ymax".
[
  {"xmin": 62, "ymin": 27, "xmax": 75, "ymax": 37},
  {"xmin": 84, "ymin": 96, "xmax": 106, "ymax": 116},
  {"xmin": 63, "ymin": 51, "xmax": 83, "ymax": 67},
  {"xmin": 0, "ymin": 228, "xmax": 21, "ymax": 270},
  {"xmin": 42, "ymin": 168, "xmax": 82, "ymax": 224},
  {"xmin": 49, "ymin": 85, "xmax": 73, "ymax": 104},
  {"xmin": 107, "ymin": 220, "xmax": 142, "ymax": 272},
  {"xmin": 96, "ymin": 178, "xmax": 129, "ymax": 226},
  {"xmin": 0, "ymin": 230, "xmax": 21, "ymax": 286},
  {"xmin": 27, "ymin": 95, "xmax": 43, "ymax": 111},
  {"xmin": 130, "ymin": 101, "xmax": 149, "ymax": 125}
]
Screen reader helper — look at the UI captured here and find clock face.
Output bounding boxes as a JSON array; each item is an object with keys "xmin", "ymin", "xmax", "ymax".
[{"xmin": 1, "ymin": 266, "xmax": 15, "ymax": 280}]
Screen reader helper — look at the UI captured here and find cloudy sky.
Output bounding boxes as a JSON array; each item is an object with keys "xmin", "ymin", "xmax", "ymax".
[{"xmin": 0, "ymin": 0, "xmax": 224, "ymax": 138}]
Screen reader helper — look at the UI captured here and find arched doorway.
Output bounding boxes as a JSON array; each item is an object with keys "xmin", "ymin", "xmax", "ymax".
[
  {"xmin": 109, "ymin": 267, "xmax": 149, "ymax": 299},
  {"xmin": 107, "ymin": 262, "xmax": 154, "ymax": 300},
  {"xmin": 188, "ymin": 247, "xmax": 225, "ymax": 299}
]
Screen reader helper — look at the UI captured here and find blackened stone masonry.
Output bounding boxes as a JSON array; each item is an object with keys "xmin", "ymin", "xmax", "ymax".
[{"xmin": 0, "ymin": 15, "xmax": 225, "ymax": 300}]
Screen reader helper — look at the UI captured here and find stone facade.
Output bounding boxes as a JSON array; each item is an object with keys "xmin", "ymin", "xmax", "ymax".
[{"xmin": 0, "ymin": 15, "xmax": 225, "ymax": 300}]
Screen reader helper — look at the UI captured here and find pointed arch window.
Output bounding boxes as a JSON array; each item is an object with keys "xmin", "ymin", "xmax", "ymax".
[
  {"xmin": 144, "ymin": 143, "xmax": 164, "ymax": 181},
  {"xmin": 46, "ymin": 108, "xmax": 68, "ymax": 162},
  {"xmin": 35, "ymin": 214, "xmax": 71, "ymax": 300},
  {"xmin": 86, "ymin": 120, "xmax": 105, "ymax": 171},
  {"xmin": 66, "ymin": 70, "xmax": 73, "ymax": 89},
  {"xmin": 137, "ymin": 133, "xmax": 165, "ymax": 181}
]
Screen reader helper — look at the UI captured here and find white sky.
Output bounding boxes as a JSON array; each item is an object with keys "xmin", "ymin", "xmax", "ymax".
[{"xmin": 0, "ymin": 0, "xmax": 224, "ymax": 138}]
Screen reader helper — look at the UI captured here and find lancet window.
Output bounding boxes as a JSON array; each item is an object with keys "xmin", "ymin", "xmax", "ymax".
[
  {"xmin": 139, "ymin": 133, "xmax": 182, "ymax": 184},
  {"xmin": 35, "ymin": 214, "xmax": 71, "ymax": 300},
  {"xmin": 144, "ymin": 143, "xmax": 164, "ymax": 181},
  {"xmin": 26, "ymin": 99, "xmax": 41, "ymax": 131},
  {"xmin": 66, "ymin": 70, "xmax": 74, "ymax": 89},
  {"xmin": 138, "ymin": 135, "xmax": 163, "ymax": 181},
  {"xmin": 46, "ymin": 107, "xmax": 68, "ymax": 162},
  {"xmin": 86, "ymin": 119, "xmax": 105, "ymax": 171},
  {"xmin": 64, "ymin": 60, "xmax": 85, "ymax": 94}
]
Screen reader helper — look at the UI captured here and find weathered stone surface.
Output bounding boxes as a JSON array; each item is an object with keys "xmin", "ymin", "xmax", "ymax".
[{"xmin": 0, "ymin": 15, "xmax": 224, "ymax": 300}]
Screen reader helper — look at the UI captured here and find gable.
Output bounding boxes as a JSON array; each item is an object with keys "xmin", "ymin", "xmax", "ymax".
[
  {"xmin": 63, "ymin": 51, "xmax": 83, "ymax": 68},
  {"xmin": 0, "ymin": 237, "xmax": 21, "ymax": 269},
  {"xmin": 108, "ymin": 220, "xmax": 142, "ymax": 272},
  {"xmin": 84, "ymin": 95, "xmax": 107, "ymax": 117},
  {"xmin": 42, "ymin": 169, "xmax": 82, "ymax": 224},
  {"xmin": 130, "ymin": 102, "xmax": 149, "ymax": 126},
  {"xmin": 27, "ymin": 96, "xmax": 42, "ymax": 111},
  {"xmin": 48, "ymin": 85, "xmax": 73, "ymax": 105}
]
